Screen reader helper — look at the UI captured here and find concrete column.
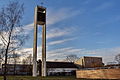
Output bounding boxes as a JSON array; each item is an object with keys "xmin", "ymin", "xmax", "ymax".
[
  {"xmin": 33, "ymin": 7, "xmax": 37, "ymax": 77},
  {"xmin": 42, "ymin": 24, "xmax": 46, "ymax": 77}
]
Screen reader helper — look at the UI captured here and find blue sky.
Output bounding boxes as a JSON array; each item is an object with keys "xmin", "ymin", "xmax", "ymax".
[{"xmin": 1, "ymin": 0, "xmax": 120, "ymax": 64}]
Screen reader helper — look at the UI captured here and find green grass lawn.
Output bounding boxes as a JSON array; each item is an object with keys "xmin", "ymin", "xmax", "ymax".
[
  {"xmin": 0, "ymin": 76, "xmax": 112, "ymax": 80},
  {"xmin": 0, "ymin": 76, "xmax": 77, "ymax": 80}
]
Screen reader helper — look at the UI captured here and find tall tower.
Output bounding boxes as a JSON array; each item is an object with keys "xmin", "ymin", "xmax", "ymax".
[{"xmin": 33, "ymin": 6, "xmax": 46, "ymax": 77}]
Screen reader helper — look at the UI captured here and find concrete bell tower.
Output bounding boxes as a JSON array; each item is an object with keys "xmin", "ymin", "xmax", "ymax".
[{"xmin": 33, "ymin": 6, "xmax": 46, "ymax": 77}]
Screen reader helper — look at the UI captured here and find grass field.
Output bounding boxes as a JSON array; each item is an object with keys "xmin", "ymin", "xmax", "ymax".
[
  {"xmin": 0, "ymin": 76, "xmax": 76, "ymax": 80},
  {"xmin": 0, "ymin": 76, "xmax": 112, "ymax": 80}
]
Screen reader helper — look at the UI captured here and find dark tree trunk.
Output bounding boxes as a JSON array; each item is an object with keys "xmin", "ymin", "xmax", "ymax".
[
  {"xmin": 14, "ymin": 63, "xmax": 16, "ymax": 75},
  {"xmin": 4, "ymin": 26, "xmax": 13, "ymax": 80},
  {"xmin": 4, "ymin": 39, "xmax": 10, "ymax": 80}
]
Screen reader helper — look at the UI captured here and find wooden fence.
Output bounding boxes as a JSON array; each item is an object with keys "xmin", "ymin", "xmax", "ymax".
[{"xmin": 76, "ymin": 68, "xmax": 120, "ymax": 79}]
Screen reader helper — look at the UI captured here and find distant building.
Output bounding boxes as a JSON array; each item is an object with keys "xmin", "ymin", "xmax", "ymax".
[
  {"xmin": 1, "ymin": 61, "xmax": 78, "ymax": 76},
  {"xmin": 2, "ymin": 64, "xmax": 32, "ymax": 75},
  {"xmin": 38, "ymin": 61, "xmax": 78, "ymax": 76},
  {"xmin": 106, "ymin": 62, "xmax": 118, "ymax": 65},
  {"xmin": 75, "ymin": 56, "xmax": 104, "ymax": 68},
  {"xmin": 105, "ymin": 63, "xmax": 120, "ymax": 69}
]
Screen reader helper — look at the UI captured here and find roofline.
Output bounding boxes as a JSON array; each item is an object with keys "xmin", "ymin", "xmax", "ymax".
[{"xmin": 83, "ymin": 56, "xmax": 102, "ymax": 58}]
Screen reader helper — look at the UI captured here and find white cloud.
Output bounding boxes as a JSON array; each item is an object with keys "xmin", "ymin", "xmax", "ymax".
[
  {"xmin": 23, "ymin": 8, "xmax": 81, "ymax": 35},
  {"xmin": 38, "ymin": 26, "xmax": 75, "ymax": 39},
  {"xmin": 19, "ymin": 46, "xmax": 83, "ymax": 61},
  {"xmin": 47, "ymin": 8, "xmax": 81, "ymax": 25},
  {"xmin": 48, "ymin": 38, "xmax": 76, "ymax": 46},
  {"xmin": 23, "ymin": 23, "xmax": 34, "ymax": 31},
  {"xmin": 22, "ymin": 23, "xmax": 34, "ymax": 35},
  {"xmin": 46, "ymin": 27, "xmax": 72, "ymax": 39},
  {"xmin": 18, "ymin": 46, "xmax": 120, "ymax": 64},
  {"xmin": 75, "ymin": 47, "xmax": 120, "ymax": 64},
  {"xmin": 47, "ymin": 47, "xmax": 120, "ymax": 64},
  {"xmin": 37, "ymin": 26, "xmax": 76, "ymax": 40},
  {"xmin": 22, "ymin": 8, "xmax": 80, "ymax": 44},
  {"xmin": 94, "ymin": 2, "xmax": 113, "ymax": 12},
  {"xmin": 47, "ymin": 47, "xmax": 84, "ymax": 60},
  {"xmin": 81, "ymin": 0, "xmax": 92, "ymax": 5},
  {"xmin": 48, "ymin": 47, "xmax": 73, "ymax": 54}
]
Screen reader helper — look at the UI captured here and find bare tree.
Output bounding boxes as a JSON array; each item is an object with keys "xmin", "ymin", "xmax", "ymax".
[
  {"xmin": 66, "ymin": 54, "xmax": 79, "ymax": 62},
  {"xmin": 27, "ymin": 54, "xmax": 32, "ymax": 75},
  {"xmin": 0, "ymin": 44, "xmax": 4, "ymax": 66},
  {"xmin": 22, "ymin": 58, "xmax": 28, "ymax": 65},
  {"xmin": 0, "ymin": 1, "xmax": 27, "ymax": 80},
  {"xmin": 115, "ymin": 54, "xmax": 120, "ymax": 66},
  {"xmin": 22, "ymin": 54, "xmax": 32, "ymax": 65},
  {"xmin": 12, "ymin": 51, "xmax": 20, "ymax": 75},
  {"xmin": 27, "ymin": 54, "xmax": 32, "ymax": 65},
  {"xmin": 21, "ymin": 55, "xmax": 32, "ymax": 75},
  {"xmin": 54, "ymin": 59, "xmax": 58, "ymax": 62}
]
